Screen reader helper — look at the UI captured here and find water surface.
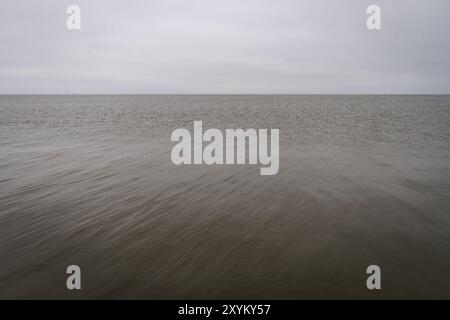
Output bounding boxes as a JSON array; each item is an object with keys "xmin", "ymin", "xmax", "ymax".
[{"xmin": 1, "ymin": 95, "xmax": 450, "ymax": 299}]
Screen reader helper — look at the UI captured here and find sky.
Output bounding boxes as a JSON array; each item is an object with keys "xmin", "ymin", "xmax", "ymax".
[{"xmin": 1, "ymin": 0, "xmax": 449, "ymax": 94}]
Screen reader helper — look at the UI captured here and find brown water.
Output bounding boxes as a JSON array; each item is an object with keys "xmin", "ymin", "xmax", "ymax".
[{"xmin": 1, "ymin": 95, "xmax": 450, "ymax": 299}]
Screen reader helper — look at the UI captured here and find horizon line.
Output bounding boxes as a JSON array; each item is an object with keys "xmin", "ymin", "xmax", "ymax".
[{"xmin": 1, "ymin": 93, "xmax": 450, "ymax": 96}]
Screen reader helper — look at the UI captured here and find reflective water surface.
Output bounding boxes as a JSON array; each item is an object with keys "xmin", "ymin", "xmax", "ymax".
[{"xmin": 1, "ymin": 95, "xmax": 450, "ymax": 299}]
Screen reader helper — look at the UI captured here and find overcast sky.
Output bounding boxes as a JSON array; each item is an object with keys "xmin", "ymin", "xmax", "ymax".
[{"xmin": 1, "ymin": 0, "xmax": 449, "ymax": 94}]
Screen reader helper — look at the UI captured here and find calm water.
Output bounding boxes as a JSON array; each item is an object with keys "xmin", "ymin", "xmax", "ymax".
[{"xmin": 1, "ymin": 95, "xmax": 450, "ymax": 299}]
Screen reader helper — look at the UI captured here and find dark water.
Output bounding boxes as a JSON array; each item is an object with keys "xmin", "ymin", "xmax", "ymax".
[{"xmin": 1, "ymin": 95, "xmax": 450, "ymax": 299}]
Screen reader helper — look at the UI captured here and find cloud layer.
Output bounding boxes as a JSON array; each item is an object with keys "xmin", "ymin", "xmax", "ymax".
[{"xmin": 1, "ymin": 0, "xmax": 449, "ymax": 93}]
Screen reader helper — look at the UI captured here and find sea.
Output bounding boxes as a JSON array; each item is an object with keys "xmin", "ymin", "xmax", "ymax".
[{"xmin": 1, "ymin": 94, "xmax": 450, "ymax": 299}]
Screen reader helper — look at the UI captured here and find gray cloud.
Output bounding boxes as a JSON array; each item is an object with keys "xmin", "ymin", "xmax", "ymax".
[{"xmin": 1, "ymin": 0, "xmax": 449, "ymax": 93}]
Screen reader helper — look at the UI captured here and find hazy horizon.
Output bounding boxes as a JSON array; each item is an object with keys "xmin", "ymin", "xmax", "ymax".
[{"xmin": 2, "ymin": 93, "xmax": 450, "ymax": 96}]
